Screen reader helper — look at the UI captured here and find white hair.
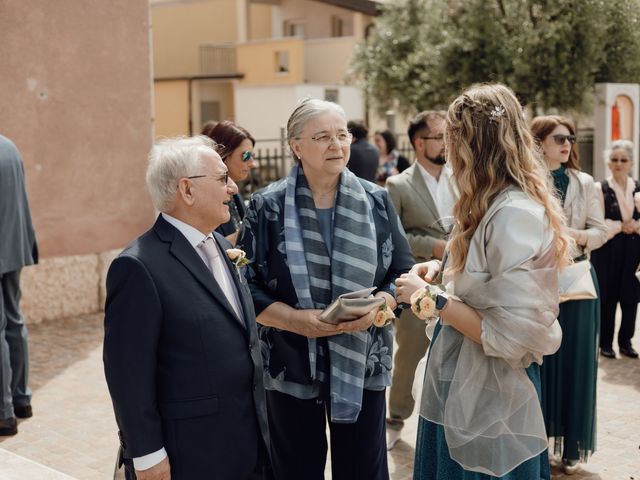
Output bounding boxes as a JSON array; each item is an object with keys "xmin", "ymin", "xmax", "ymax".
[
  {"xmin": 605, "ymin": 139, "xmax": 634, "ymax": 163},
  {"xmin": 146, "ymin": 135, "xmax": 216, "ymax": 212},
  {"xmin": 286, "ymin": 98, "xmax": 346, "ymax": 160}
]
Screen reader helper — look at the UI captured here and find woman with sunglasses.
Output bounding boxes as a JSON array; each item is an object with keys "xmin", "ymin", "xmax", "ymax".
[
  {"xmin": 202, "ymin": 120, "xmax": 258, "ymax": 245},
  {"xmin": 591, "ymin": 140, "xmax": 640, "ymax": 360},
  {"xmin": 530, "ymin": 115, "xmax": 607, "ymax": 474}
]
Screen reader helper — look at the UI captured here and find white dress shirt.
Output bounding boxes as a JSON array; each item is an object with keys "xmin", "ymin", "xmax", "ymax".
[{"xmin": 416, "ymin": 163, "xmax": 456, "ymax": 231}]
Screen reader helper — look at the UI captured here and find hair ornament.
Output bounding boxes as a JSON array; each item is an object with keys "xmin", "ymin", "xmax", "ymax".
[{"xmin": 489, "ymin": 105, "xmax": 506, "ymax": 123}]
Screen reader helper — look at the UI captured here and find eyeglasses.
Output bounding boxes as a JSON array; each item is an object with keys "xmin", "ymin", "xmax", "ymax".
[
  {"xmin": 187, "ymin": 172, "xmax": 229, "ymax": 185},
  {"xmin": 552, "ymin": 134, "xmax": 576, "ymax": 145},
  {"xmin": 298, "ymin": 132, "xmax": 353, "ymax": 146},
  {"xmin": 420, "ymin": 135, "xmax": 444, "ymax": 142},
  {"xmin": 610, "ymin": 157, "xmax": 630, "ymax": 163},
  {"xmin": 241, "ymin": 151, "xmax": 256, "ymax": 162}
]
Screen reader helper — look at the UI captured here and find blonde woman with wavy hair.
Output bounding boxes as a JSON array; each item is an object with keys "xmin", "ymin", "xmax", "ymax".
[{"xmin": 396, "ymin": 83, "xmax": 571, "ymax": 480}]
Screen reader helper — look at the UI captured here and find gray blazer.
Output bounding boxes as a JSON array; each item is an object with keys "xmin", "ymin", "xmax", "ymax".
[
  {"xmin": 564, "ymin": 168, "xmax": 607, "ymax": 258},
  {"xmin": 386, "ymin": 163, "xmax": 456, "ymax": 261},
  {"xmin": 0, "ymin": 135, "xmax": 38, "ymax": 274}
]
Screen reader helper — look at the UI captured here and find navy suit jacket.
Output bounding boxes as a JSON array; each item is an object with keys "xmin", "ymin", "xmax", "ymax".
[{"xmin": 103, "ymin": 215, "xmax": 269, "ymax": 479}]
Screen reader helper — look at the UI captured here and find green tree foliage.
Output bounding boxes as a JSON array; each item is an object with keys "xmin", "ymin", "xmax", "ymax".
[{"xmin": 350, "ymin": 0, "xmax": 640, "ymax": 115}]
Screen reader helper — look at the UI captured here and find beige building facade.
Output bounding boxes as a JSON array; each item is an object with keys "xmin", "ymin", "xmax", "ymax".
[
  {"xmin": 151, "ymin": 0, "xmax": 378, "ymax": 140},
  {"xmin": 0, "ymin": 0, "xmax": 154, "ymax": 323}
]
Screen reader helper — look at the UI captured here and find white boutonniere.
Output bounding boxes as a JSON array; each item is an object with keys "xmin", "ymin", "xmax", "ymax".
[
  {"xmin": 226, "ymin": 248, "xmax": 250, "ymax": 269},
  {"xmin": 373, "ymin": 302, "xmax": 396, "ymax": 327}
]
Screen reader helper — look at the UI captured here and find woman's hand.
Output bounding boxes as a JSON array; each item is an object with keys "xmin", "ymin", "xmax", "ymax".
[
  {"xmin": 410, "ymin": 260, "xmax": 442, "ymax": 283},
  {"xmin": 337, "ymin": 309, "xmax": 376, "ymax": 333},
  {"xmin": 395, "ymin": 272, "xmax": 429, "ymax": 304},
  {"xmin": 285, "ymin": 309, "xmax": 343, "ymax": 338},
  {"xmin": 621, "ymin": 219, "xmax": 636, "ymax": 234}
]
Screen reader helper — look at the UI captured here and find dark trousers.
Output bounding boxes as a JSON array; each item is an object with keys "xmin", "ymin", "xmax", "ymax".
[
  {"xmin": 266, "ymin": 389, "xmax": 389, "ymax": 480},
  {"xmin": 601, "ymin": 297, "xmax": 637, "ymax": 349},
  {"xmin": 0, "ymin": 269, "xmax": 31, "ymax": 420}
]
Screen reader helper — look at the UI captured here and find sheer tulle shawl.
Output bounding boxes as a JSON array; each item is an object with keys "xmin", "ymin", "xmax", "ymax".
[{"xmin": 420, "ymin": 189, "xmax": 562, "ymax": 477}]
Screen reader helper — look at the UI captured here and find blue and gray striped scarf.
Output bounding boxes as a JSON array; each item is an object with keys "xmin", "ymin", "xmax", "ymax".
[{"xmin": 284, "ymin": 164, "xmax": 378, "ymax": 423}]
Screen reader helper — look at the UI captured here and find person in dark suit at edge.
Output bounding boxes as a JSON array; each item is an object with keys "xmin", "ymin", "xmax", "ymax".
[
  {"xmin": 0, "ymin": 134, "xmax": 38, "ymax": 436},
  {"xmin": 103, "ymin": 135, "xmax": 270, "ymax": 480},
  {"xmin": 347, "ymin": 119, "xmax": 379, "ymax": 183}
]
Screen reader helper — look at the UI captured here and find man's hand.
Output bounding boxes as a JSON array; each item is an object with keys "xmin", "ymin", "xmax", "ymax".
[
  {"xmin": 136, "ymin": 457, "xmax": 171, "ymax": 480},
  {"xmin": 431, "ymin": 239, "xmax": 446, "ymax": 260}
]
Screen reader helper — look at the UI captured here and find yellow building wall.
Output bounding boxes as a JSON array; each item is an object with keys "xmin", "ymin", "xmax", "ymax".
[
  {"xmin": 237, "ymin": 38, "xmax": 304, "ymax": 85},
  {"xmin": 152, "ymin": 0, "xmax": 237, "ymax": 78},
  {"xmin": 304, "ymin": 37, "xmax": 358, "ymax": 84},
  {"xmin": 249, "ymin": 3, "xmax": 272, "ymax": 40},
  {"xmin": 154, "ymin": 81, "xmax": 190, "ymax": 138}
]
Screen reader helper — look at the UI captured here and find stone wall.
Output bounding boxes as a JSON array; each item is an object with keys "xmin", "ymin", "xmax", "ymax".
[{"xmin": 20, "ymin": 249, "xmax": 122, "ymax": 325}]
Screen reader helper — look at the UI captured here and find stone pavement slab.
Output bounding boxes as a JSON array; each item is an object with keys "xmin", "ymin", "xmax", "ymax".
[{"xmin": 0, "ymin": 313, "xmax": 638, "ymax": 479}]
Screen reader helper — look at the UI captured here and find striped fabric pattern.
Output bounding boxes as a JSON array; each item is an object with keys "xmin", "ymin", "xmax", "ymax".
[{"xmin": 284, "ymin": 164, "xmax": 377, "ymax": 423}]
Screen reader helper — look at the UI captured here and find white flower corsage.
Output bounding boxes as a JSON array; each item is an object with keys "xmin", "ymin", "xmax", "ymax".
[
  {"xmin": 226, "ymin": 248, "xmax": 250, "ymax": 268},
  {"xmin": 409, "ymin": 284, "xmax": 445, "ymax": 323},
  {"xmin": 373, "ymin": 303, "xmax": 396, "ymax": 327}
]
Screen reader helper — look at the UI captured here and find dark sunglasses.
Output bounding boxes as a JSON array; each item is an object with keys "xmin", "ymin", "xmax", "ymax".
[
  {"xmin": 610, "ymin": 157, "xmax": 630, "ymax": 163},
  {"xmin": 241, "ymin": 151, "xmax": 255, "ymax": 162},
  {"xmin": 552, "ymin": 134, "xmax": 576, "ymax": 145}
]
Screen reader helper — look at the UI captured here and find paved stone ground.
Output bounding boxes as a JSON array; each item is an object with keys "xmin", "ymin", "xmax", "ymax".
[{"xmin": 0, "ymin": 312, "xmax": 638, "ymax": 479}]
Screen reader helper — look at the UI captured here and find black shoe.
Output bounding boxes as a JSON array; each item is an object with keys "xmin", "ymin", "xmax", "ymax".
[
  {"xmin": 13, "ymin": 404, "xmax": 32, "ymax": 419},
  {"xmin": 0, "ymin": 417, "xmax": 17, "ymax": 436},
  {"xmin": 619, "ymin": 346, "xmax": 639, "ymax": 359},
  {"xmin": 600, "ymin": 347, "xmax": 616, "ymax": 358}
]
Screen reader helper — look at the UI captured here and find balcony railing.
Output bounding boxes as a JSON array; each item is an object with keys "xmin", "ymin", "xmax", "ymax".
[{"xmin": 199, "ymin": 44, "xmax": 237, "ymax": 75}]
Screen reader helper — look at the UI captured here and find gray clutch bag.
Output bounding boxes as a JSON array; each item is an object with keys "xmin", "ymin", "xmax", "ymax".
[{"xmin": 318, "ymin": 287, "xmax": 385, "ymax": 325}]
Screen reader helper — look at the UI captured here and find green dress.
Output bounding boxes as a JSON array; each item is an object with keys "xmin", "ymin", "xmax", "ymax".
[
  {"xmin": 413, "ymin": 323, "xmax": 551, "ymax": 480},
  {"xmin": 540, "ymin": 166, "xmax": 599, "ymax": 462}
]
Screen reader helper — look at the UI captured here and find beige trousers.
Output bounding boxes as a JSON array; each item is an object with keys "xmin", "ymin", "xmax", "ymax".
[{"xmin": 387, "ymin": 308, "xmax": 430, "ymax": 429}]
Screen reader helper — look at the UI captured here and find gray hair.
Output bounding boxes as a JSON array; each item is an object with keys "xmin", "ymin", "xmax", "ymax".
[
  {"xmin": 286, "ymin": 98, "xmax": 346, "ymax": 160},
  {"xmin": 605, "ymin": 139, "xmax": 634, "ymax": 163},
  {"xmin": 146, "ymin": 135, "xmax": 217, "ymax": 212}
]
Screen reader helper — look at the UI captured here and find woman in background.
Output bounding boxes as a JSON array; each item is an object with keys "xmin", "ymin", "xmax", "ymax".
[
  {"xmin": 202, "ymin": 120, "xmax": 258, "ymax": 244},
  {"xmin": 531, "ymin": 115, "xmax": 607, "ymax": 474},
  {"xmin": 374, "ymin": 129, "xmax": 410, "ymax": 184},
  {"xmin": 591, "ymin": 139, "xmax": 640, "ymax": 359}
]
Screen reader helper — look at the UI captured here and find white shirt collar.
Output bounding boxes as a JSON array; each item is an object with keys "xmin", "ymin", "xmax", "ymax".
[
  {"xmin": 161, "ymin": 213, "xmax": 211, "ymax": 248},
  {"xmin": 416, "ymin": 162, "xmax": 452, "ymax": 183}
]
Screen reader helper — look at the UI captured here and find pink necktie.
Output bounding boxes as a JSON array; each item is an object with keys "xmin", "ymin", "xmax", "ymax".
[{"xmin": 199, "ymin": 237, "xmax": 242, "ymax": 319}]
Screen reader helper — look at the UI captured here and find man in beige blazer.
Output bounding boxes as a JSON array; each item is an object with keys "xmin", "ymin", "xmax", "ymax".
[{"xmin": 385, "ymin": 111, "xmax": 457, "ymax": 449}]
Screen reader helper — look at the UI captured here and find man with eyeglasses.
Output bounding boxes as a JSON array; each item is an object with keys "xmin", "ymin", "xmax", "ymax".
[
  {"xmin": 385, "ymin": 110, "xmax": 458, "ymax": 450},
  {"xmin": 103, "ymin": 136, "xmax": 271, "ymax": 480}
]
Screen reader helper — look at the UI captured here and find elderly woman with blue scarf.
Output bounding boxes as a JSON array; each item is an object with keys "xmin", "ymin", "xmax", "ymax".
[{"xmin": 237, "ymin": 98, "xmax": 414, "ymax": 480}]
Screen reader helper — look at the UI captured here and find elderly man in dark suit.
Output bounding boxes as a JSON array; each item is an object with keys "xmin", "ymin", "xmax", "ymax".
[
  {"xmin": 0, "ymin": 135, "xmax": 38, "ymax": 437},
  {"xmin": 103, "ymin": 136, "xmax": 270, "ymax": 480}
]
